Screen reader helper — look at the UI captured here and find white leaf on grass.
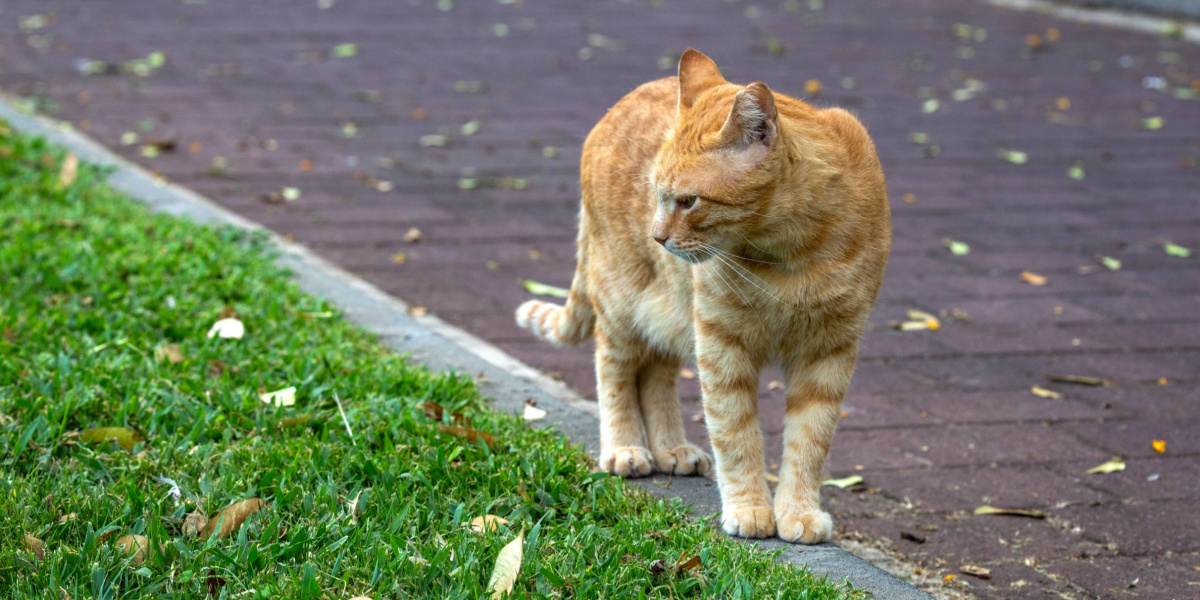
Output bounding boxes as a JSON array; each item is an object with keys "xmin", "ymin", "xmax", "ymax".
[
  {"xmin": 260, "ymin": 386, "xmax": 297, "ymax": 407},
  {"xmin": 487, "ymin": 529, "xmax": 524, "ymax": 599},
  {"xmin": 207, "ymin": 317, "xmax": 244, "ymax": 339},
  {"xmin": 522, "ymin": 402, "xmax": 546, "ymax": 422}
]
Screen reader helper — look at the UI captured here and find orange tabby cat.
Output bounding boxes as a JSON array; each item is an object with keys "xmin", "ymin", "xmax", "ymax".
[{"xmin": 515, "ymin": 48, "xmax": 889, "ymax": 543}]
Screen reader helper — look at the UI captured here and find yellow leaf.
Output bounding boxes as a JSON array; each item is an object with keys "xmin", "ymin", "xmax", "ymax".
[
  {"xmin": 804, "ymin": 79, "xmax": 822, "ymax": 96},
  {"xmin": 202, "ymin": 498, "xmax": 266, "ymax": 539},
  {"xmin": 80, "ymin": 426, "xmax": 143, "ymax": 451},
  {"xmin": 1020, "ymin": 271, "xmax": 1047, "ymax": 286},
  {"xmin": 1086, "ymin": 458, "xmax": 1126, "ymax": 475},
  {"xmin": 391, "ymin": 252, "xmax": 408, "ymax": 265},
  {"xmin": 114, "ymin": 534, "xmax": 148, "ymax": 566},
  {"xmin": 1030, "ymin": 386, "xmax": 1062, "ymax": 399},
  {"xmin": 487, "ymin": 529, "xmax": 524, "ymax": 599},
  {"xmin": 469, "ymin": 515, "xmax": 509, "ymax": 533},
  {"xmin": 57, "ymin": 153, "xmax": 78, "ymax": 189},
  {"xmin": 521, "ymin": 279, "xmax": 568, "ymax": 298},
  {"xmin": 943, "ymin": 574, "xmax": 956, "ymax": 583},
  {"xmin": 822, "ymin": 475, "xmax": 864, "ymax": 489},
  {"xmin": 1152, "ymin": 439, "xmax": 1166, "ymax": 454},
  {"xmin": 764, "ymin": 472, "xmax": 779, "ymax": 484}
]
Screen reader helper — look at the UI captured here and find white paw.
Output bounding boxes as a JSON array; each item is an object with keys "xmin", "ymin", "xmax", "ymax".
[
  {"xmin": 721, "ymin": 505, "xmax": 776, "ymax": 539},
  {"xmin": 599, "ymin": 446, "xmax": 654, "ymax": 478},
  {"xmin": 653, "ymin": 444, "xmax": 712, "ymax": 477},
  {"xmin": 775, "ymin": 508, "xmax": 833, "ymax": 544}
]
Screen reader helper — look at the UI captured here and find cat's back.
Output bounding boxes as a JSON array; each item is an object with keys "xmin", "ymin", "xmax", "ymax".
[{"xmin": 580, "ymin": 77, "xmax": 677, "ymax": 214}]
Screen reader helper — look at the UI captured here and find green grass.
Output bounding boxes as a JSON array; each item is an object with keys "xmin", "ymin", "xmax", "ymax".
[{"xmin": 0, "ymin": 120, "xmax": 859, "ymax": 599}]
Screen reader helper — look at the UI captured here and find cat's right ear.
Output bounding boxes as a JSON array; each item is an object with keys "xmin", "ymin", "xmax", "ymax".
[{"xmin": 677, "ymin": 48, "xmax": 726, "ymax": 110}]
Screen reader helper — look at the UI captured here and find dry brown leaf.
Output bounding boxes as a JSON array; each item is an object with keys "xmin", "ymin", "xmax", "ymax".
[
  {"xmin": 80, "ymin": 426, "xmax": 143, "ymax": 451},
  {"xmin": 676, "ymin": 555, "xmax": 702, "ymax": 573},
  {"xmin": 201, "ymin": 498, "xmax": 266, "ymax": 539},
  {"xmin": 155, "ymin": 343, "xmax": 184, "ymax": 364},
  {"xmin": 470, "ymin": 515, "xmax": 510, "ymax": 533},
  {"xmin": 1030, "ymin": 386, "xmax": 1062, "ymax": 399},
  {"xmin": 182, "ymin": 510, "xmax": 208, "ymax": 537},
  {"xmin": 57, "ymin": 153, "xmax": 79, "ymax": 189},
  {"xmin": 23, "ymin": 534, "xmax": 46, "ymax": 561},
  {"xmin": 960, "ymin": 564, "xmax": 992, "ymax": 579},
  {"xmin": 973, "ymin": 505, "xmax": 1046, "ymax": 519},
  {"xmin": 486, "ymin": 529, "xmax": 524, "ymax": 599},
  {"xmin": 438, "ymin": 425, "xmax": 495, "ymax": 448},
  {"xmin": 1020, "ymin": 271, "xmax": 1047, "ymax": 286},
  {"xmin": 115, "ymin": 534, "xmax": 148, "ymax": 566}
]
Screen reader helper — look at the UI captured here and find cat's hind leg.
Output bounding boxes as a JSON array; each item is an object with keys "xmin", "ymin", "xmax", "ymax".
[
  {"xmin": 594, "ymin": 327, "xmax": 654, "ymax": 477},
  {"xmin": 637, "ymin": 357, "xmax": 712, "ymax": 476}
]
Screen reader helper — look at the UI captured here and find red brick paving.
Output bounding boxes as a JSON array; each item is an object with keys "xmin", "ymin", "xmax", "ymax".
[{"xmin": 3, "ymin": 1, "xmax": 1199, "ymax": 597}]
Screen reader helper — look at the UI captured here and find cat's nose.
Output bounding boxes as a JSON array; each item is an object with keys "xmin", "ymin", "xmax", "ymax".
[{"xmin": 653, "ymin": 234, "xmax": 669, "ymax": 246}]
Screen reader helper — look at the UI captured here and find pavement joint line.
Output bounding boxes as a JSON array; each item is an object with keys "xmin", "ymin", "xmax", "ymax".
[
  {"xmin": 0, "ymin": 96, "xmax": 930, "ymax": 599},
  {"xmin": 987, "ymin": 0, "xmax": 1200, "ymax": 42}
]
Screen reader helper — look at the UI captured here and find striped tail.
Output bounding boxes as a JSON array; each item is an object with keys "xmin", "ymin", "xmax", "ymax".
[{"xmin": 515, "ymin": 272, "xmax": 594, "ymax": 347}]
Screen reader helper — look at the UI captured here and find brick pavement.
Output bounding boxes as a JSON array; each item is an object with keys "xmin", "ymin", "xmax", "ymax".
[{"xmin": 2, "ymin": 1, "xmax": 1198, "ymax": 597}]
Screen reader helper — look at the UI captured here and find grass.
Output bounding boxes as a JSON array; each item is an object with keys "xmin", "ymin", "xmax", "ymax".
[{"xmin": 0, "ymin": 119, "xmax": 860, "ymax": 599}]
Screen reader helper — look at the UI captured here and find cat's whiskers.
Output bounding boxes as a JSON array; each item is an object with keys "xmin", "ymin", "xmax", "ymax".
[
  {"xmin": 699, "ymin": 243, "xmax": 783, "ymax": 304},
  {"xmin": 695, "ymin": 247, "xmax": 753, "ymax": 308}
]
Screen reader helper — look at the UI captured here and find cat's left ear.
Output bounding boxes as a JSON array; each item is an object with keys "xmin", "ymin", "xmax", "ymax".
[{"xmin": 717, "ymin": 82, "xmax": 777, "ymax": 148}]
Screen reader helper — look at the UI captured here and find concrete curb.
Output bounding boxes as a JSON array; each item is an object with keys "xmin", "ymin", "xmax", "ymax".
[
  {"xmin": 0, "ymin": 97, "xmax": 929, "ymax": 600},
  {"xmin": 987, "ymin": 0, "xmax": 1200, "ymax": 43}
]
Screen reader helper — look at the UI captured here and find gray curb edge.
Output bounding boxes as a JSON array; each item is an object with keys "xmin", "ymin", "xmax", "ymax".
[{"xmin": 0, "ymin": 97, "xmax": 929, "ymax": 600}]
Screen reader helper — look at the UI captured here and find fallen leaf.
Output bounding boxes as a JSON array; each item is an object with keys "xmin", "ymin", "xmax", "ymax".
[
  {"xmin": 822, "ymin": 475, "xmax": 864, "ymax": 489},
  {"xmin": 419, "ymin": 134, "xmax": 447, "ymax": 148},
  {"xmin": 281, "ymin": 187, "xmax": 301, "ymax": 201},
  {"xmin": 943, "ymin": 574, "xmax": 956, "ymax": 583},
  {"xmin": 201, "ymin": 498, "xmax": 266, "ymax": 539},
  {"xmin": 486, "ymin": 529, "xmax": 524, "ymax": 599},
  {"xmin": 331, "ymin": 42, "xmax": 358, "ymax": 58},
  {"xmin": 1086, "ymin": 458, "xmax": 1125, "ymax": 474},
  {"xmin": 804, "ymin": 79, "xmax": 822, "ymax": 95},
  {"xmin": 409, "ymin": 305, "xmax": 428, "ymax": 317},
  {"xmin": 922, "ymin": 98, "xmax": 940, "ymax": 114},
  {"xmin": 973, "ymin": 505, "xmax": 1046, "ymax": 519},
  {"xmin": 767, "ymin": 380, "xmax": 784, "ymax": 391},
  {"xmin": 676, "ymin": 555, "xmax": 702, "ymax": 573},
  {"xmin": 902, "ymin": 192, "xmax": 917, "ymax": 204},
  {"xmin": 1020, "ymin": 271, "xmax": 1047, "ymax": 286},
  {"xmin": 998, "ymin": 149, "xmax": 1028, "ymax": 164},
  {"xmin": 155, "ymin": 343, "xmax": 184, "ymax": 364},
  {"xmin": 115, "ymin": 534, "xmax": 148, "ymax": 566},
  {"xmin": 80, "ymin": 426, "xmax": 143, "ymax": 451},
  {"xmin": 1152, "ymin": 439, "xmax": 1166, "ymax": 454},
  {"xmin": 521, "ymin": 279, "xmax": 568, "ymax": 298},
  {"xmin": 901, "ymin": 309, "xmax": 941, "ymax": 331},
  {"xmin": 522, "ymin": 401, "xmax": 546, "ymax": 422},
  {"xmin": 679, "ymin": 368, "xmax": 696, "ymax": 380},
  {"xmin": 1163, "ymin": 242, "xmax": 1191, "ymax": 258},
  {"xmin": 1030, "ymin": 386, "xmax": 1062, "ymax": 399},
  {"xmin": 1067, "ymin": 162, "xmax": 1085, "ymax": 180},
  {"xmin": 1099, "ymin": 255, "xmax": 1121, "ymax": 271},
  {"xmin": 943, "ymin": 238, "xmax": 970, "ymax": 256},
  {"xmin": 764, "ymin": 472, "xmax": 779, "ymax": 484},
  {"xmin": 23, "ymin": 534, "xmax": 45, "ymax": 561},
  {"xmin": 960, "ymin": 564, "xmax": 992, "ymax": 579},
  {"xmin": 439, "ymin": 425, "xmax": 495, "ymax": 448},
  {"xmin": 206, "ymin": 317, "xmax": 244, "ymax": 340},
  {"xmin": 470, "ymin": 515, "xmax": 509, "ymax": 533},
  {"xmin": 182, "ymin": 510, "xmax": 208, "ymax": 537},
  {"xmin": 259, "ymin": 386, "xmax": 297, "ymax": 408},
  {"xmin": 57, "ymin": 153, "xmax": 78, "ymax": 189},
  {"xmin": 391, "ymin": 252, "xmax": 407, "ymax": 265},
  {"xmin": 649, "ymin": 559, "xmax": 666, "ymax": 575},
  {"xmin": 1142, "ymin": 116, "xmax": 1164, "ymax": 130},
  {"xmin": 1047, "ymin": 374, "xmax": 1110, "ymax": 386},
  {"xmin": 461, "ymin": 119, "xmax": 481, "ymax": 136},
  {"xmin": 900, "ymin": 531, "xmax": 926, "ymax": 544},
  {"xmin": 404, "ymin": 227, "xmax": 423, "ymax": 243}
]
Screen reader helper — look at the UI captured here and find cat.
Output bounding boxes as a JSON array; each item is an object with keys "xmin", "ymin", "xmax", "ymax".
[{"xmin": 515, "ymin": 48, "xmax": 889, "ymax": 544}]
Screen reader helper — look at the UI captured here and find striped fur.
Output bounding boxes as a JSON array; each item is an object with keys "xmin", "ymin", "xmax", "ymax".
[{"xmin": 513, "ymin": 49, "xmax": 889, "ymax": 544}]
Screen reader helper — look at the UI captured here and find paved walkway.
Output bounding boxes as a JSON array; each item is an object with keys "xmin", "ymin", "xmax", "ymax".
[{"xmin": 2, "ymin": 1, "xmax": 1198, "ymax": 597}]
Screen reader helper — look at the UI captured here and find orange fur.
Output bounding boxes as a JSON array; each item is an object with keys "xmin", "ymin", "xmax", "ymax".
[{"xmin": 515, "ymin": 49, "xmax": 890, "ymax": 543}]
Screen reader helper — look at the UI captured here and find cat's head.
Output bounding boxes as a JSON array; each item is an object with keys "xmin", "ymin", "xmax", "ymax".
[{"xmin": 649, "ymin": 48, "xmax": 782, "ymax": 263}]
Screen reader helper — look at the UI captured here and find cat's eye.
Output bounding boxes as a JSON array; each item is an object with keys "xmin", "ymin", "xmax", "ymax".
[{"xmin": 676, "ymin": 196, "xmax": 698, "ymax": 210}]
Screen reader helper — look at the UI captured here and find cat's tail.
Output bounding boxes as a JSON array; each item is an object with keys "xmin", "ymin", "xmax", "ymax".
[{"xmin": 514, "ymin": 253, "xmax": 594, "ymax": 347}]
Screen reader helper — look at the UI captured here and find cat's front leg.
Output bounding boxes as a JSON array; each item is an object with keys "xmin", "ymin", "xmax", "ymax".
[
  {"xmin": 594, "ymin": 328, "xmax": 654, "ymax": 477},
  {"xmin": 774, "ymin": 346, "xmax": 857, "ymax": 544},
  {"xmin": 695, "ymin": 318, "xmax": 774, "ymax": 538}
]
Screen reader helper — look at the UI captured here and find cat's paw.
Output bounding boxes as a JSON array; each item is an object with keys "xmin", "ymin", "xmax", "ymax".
[
  {"xmin": 721, "ymin": 505, "xmax": 776, "ymax": 539},
  {"xmin": 775, "ymin": 508, "xmax": 833, "ymax": 544},
  {"xmin": 599, "ymin": 446, "xmax": 654, "ymax": 478},
  {"xmin": 653, "ymin": 444, "xmax": 712, "ymax": 476}
]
